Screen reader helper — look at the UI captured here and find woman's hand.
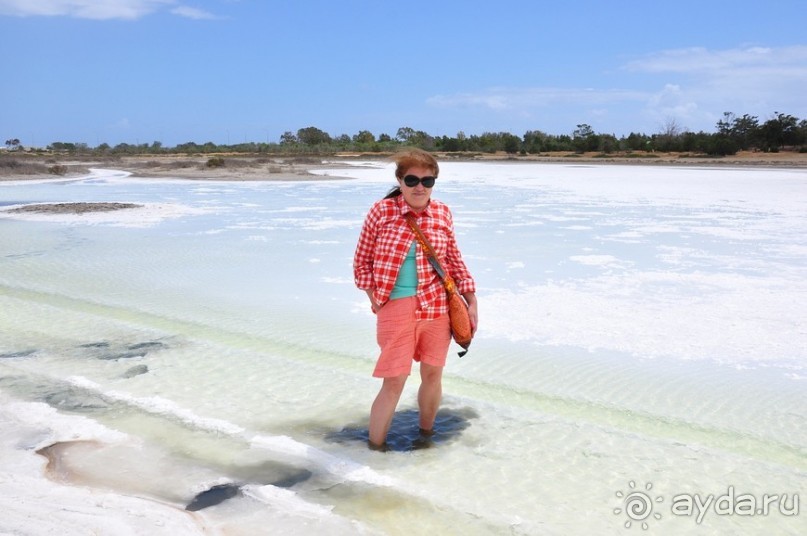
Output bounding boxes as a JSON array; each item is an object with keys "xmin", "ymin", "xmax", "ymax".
[
  {"xmin": 463, "ymin": 292, "xmax": 478, "ymax": 335},
  {"xmin": 366, "ymin": 289, "xmax": 381, "ymax": 314}
]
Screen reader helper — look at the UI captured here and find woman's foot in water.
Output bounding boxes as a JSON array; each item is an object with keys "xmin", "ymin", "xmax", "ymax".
[{"xmin": 368, "ymin": 440, "xmax": 389, "ymax": 452}]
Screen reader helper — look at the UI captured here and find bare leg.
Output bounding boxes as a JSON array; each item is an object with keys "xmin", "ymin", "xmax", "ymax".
[
  {"xmin": 368, "ymin": 375, "xmax": 407, "ymax": 447},
  {"xmin": 417, "ymin": 363, "xmax": 443, "ymax": 432}
]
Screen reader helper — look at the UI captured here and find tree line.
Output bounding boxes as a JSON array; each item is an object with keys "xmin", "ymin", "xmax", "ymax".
[{"xmin": 6, "ymin": 111, "xmax": 806, "ymax": 157}]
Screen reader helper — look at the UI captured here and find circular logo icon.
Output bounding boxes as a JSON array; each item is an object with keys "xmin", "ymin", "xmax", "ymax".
[{"xmin": 614, "ymin": 481, "xmax": 663, "ymax": 529}]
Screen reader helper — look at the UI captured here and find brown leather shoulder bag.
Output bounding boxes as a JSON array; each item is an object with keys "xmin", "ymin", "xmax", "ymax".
[{"xmin": 404, "ymin": 213, "xmax": 473, "ymax": 357}]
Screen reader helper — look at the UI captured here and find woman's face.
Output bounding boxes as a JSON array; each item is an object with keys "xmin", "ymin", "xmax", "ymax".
[{"xmin": 398, "ymin": 165, "xmax": 435, "ymax": 212}]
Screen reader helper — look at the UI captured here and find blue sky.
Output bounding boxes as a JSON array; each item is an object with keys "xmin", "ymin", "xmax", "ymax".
[{"xmin": 2, "ymin": 0, "xmax": 806, "ymax": 148}]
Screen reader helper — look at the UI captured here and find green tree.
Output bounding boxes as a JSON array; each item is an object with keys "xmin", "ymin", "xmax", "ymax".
[
  {"xmin": 523, "ymin": 130, "xmax": 549, "ymax": 153},
  {"xmin": 49, "ymin": 142, "xmax": 77, "ymax": 153},
  {"xmin": 175, "ymin": 141, "xmax": 201, "ymax": 153},
  {"xmin": 798, "ymin": 119, "xmax": 807, "ymax": 148},
  {"xmin": 763, "ymin": 112, "xmax": 800, "ymax": 149},
  {"xmin": 731, "ymin": 114, "xmax": 759, "ymax": 150},
  {"xmin": 279, "ymin": 131, "xmax": 297, "ymax": 145},
  {"xmin": 474, "ymin": 132, "xmax": 500, "ymax": 153},
  {"xmin": 5, "ymin": 138, "xmax": 21, "ymax": 150},
  {"xmin": 396, "ymin": 127, "xmax": 415, "ymax": 143},
  {"xmin": 598, "ymin": 134, "xmax": 619, "ymax": 153},
  {"xmin": 572, "ymin": 124, "xmax": 596, "ymax": 152},
  {"xmin": 680, "ymin": 131, "xmax": 710, "ymax": 152},
  {"xmin": 405, "ymin": 130, "xmax": 434, "ymax": 149},
  {"xmin": 296, "ymin": 126, "xmax": 331, "ymax": 145},
  {"xmin": 438, "ymin": 135, "xmax": 458, "ymax": 152},
  {"xmin": 706, "ymin": 134, "xmax": 738, "ymax": 156},
  {"xmin": 717, "ymin": 112, "xmax": 758, "ymax": 151},
  {"xmin": 623, "ymin": 132, "xmax": 650, "ymax": 151},
  {"xmin": 716, "ymin": 112, "xmax": 734, "ymax": 136},
  {"xmin": 502, "ymin": 133, "xmax": 521, "ymax": 154},
  {"xmin": 354, "ymin": 130, "xmax": 375, "ymax": 144}
]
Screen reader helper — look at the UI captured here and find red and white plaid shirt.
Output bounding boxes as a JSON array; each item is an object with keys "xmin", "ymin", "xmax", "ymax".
[{"xmin": 354, "ymin": 194, "xmax": 475, "ymax": 320}]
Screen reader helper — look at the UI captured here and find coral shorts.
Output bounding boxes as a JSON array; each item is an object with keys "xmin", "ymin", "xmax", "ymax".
[{"xmin": 374, "ymin": 296, "xmax": 451, "ymax": 378}]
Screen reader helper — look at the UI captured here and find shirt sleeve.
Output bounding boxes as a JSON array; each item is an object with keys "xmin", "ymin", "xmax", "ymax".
[
  {"xmin": 353, "ymin": 202, "xmax": 378, "ymax": 290},
  {"xmin": 443, "ymin": 206, "xmax": 476, "ymax": 295}
]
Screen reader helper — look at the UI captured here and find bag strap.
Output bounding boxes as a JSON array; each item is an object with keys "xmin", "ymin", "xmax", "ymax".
[{"xmin": 403, "ymin": 212, "xmax": 458, "ymax": 296}]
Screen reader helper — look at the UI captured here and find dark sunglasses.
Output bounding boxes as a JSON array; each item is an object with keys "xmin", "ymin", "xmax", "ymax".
[{"xmin": 402, "ymin": 175, "xmax": 436, "ymax": 188}]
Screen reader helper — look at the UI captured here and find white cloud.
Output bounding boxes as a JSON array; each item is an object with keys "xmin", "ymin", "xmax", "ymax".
[
  {"xmin": 626, "ymin": 46, "xmax": 807, "ymax": 101},
  {"xmin": 425, "ymin": 45, "xmax": 806, "ymax": 134},
  {"xmin": 171, "ymin": 5, "xmax": 217, "ymax": 20},
  {"xmin": 623, "ymin": 45, "xmax": 807, "ymax": 76},
  {"xmin": 0, "ymin": 0, "xmax": 217, "ymax": 20},
  {"xmin": 428, "ymin": 45, "xmax": 807, "ymax": 114},
  {"xmin": 427, "ymin": 87, "xmax": 648, "ymax": 111},
  {"xmin": 643, "ymin": 84, "xmax": 699, "ymax": 126},
  {"xmin": 629, "ymin": 46, "xmax": 807, "ymax": 128}
]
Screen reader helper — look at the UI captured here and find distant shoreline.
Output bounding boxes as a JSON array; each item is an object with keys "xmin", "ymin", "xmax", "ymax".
[{"xmin": 1, "ymin": 151, "xmax": 805, "ymax": 182}]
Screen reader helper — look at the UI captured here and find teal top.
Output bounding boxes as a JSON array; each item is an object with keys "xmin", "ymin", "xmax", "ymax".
[{"xmin": 389, "ymin": 241, "xmax": 417, "ymax": 299}]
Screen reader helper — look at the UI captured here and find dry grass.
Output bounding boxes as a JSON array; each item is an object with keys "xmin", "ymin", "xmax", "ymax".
[{"xmin": 0, "ymin": 156, "xmax": 50, "ymax": 175}]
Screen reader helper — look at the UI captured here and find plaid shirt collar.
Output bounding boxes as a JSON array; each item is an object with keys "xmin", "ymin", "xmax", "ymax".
[{"xmin": 396, "ymin": 192, "xmax": 432, "ymax": 219}]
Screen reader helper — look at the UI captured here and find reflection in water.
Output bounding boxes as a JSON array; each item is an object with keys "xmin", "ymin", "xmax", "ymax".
[
  {"xmin": 326, "ymin": 407, "xmax": 478, "ymax": 452},
  {"xmin": 185, "ymin": 483, "xmax": 241, "ymax": 511}
]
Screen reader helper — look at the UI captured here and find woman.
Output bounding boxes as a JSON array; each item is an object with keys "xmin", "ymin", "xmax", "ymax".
[{"xmin": 353, "ymin": 148, "xmax": 477, "ymax": 450}]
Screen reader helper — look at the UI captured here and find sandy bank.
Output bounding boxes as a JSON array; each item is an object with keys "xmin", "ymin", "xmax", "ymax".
[
  {"xmin": 8, "ymin": 202, "xmax": 143, "ymax": 214},
  {"xmin": 0, "ymin": 155, "xmax": 361, "ymax": 182},
  {"xmin": 1, "ymin": 151, "xmax": 805, "ymax": 182}
]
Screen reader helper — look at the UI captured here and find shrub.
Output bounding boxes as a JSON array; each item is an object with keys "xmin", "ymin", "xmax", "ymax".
[
  {"xmin": 0, "ymin": 158, "xmax": 20, "ymax": 169},
  {"xmin": 206, "ymin": 156, "xmax": 225, "ymax": 168},
  {"xmin": 48, "ymin": 165, "xmax": 69, "ymax": 175}
]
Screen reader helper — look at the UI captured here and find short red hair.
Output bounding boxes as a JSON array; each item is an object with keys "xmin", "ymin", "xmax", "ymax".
[{"xmin": 392, "ymin": 148, "xmax": 439, "ymax": 179}]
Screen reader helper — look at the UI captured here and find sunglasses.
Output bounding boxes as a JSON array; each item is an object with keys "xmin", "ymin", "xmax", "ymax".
[{"xmin": 402, "ymin": 175, "xmax": 436, "ymax": 188}]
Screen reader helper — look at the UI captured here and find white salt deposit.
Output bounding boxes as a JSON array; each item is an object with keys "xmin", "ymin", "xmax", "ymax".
[{"xmin": 1, "ymin": 162, "xmax": 805, "ymax": 534}]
